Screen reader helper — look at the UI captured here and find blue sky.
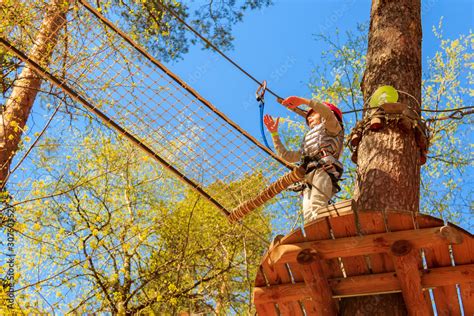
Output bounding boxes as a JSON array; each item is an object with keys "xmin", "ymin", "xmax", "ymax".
[
  {"xmin": 162, "ymin": 0, "xmax": 473, "ymax": 230},
  {"xmin": 1, "ymin": 0, "xmax": 471, "ymax": 311},
  {"xmin": 165, "ymin": 0, "xmax": 472, "ymax": 131}
]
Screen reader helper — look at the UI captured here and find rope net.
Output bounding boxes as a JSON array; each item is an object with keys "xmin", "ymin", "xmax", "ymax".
[{"xmin": 2, "ymin": 1, "xmax": 292, "ymax": 214}]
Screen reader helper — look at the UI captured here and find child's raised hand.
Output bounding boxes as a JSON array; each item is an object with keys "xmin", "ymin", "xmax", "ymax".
[
  {"xmin": 263, "ymin": 114, "xmax": 279, "ymax": 133},
  {"xmin": 281, "ymin": 96, "xmax": 309, "ymax": 108}
]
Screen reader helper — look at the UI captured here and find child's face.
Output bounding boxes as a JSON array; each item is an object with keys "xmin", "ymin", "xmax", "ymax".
[{"xmin": 307, "ymin": 111, "xmax": 321, "ymax": 128}]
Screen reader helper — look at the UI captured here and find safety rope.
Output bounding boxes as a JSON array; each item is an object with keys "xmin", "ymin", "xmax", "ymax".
[
  {"xmin": 259, "ymin": 101, "xmax": 272, "ymax": 150},
  {"xmin": 255, "ymin": 80, "xmax": 272, "ymax": 150}
]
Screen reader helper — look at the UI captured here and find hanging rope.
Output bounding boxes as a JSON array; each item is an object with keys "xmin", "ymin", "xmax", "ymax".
[{"xmin": 256, "ymin": 80, "xmax": 272, "ymax": 150}]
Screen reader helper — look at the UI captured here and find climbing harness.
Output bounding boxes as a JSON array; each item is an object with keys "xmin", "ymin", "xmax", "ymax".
[
  {"xmin": 256, "ymin": 80, "xmax": 272, "ymax": 151},
  {"xmin": 288, "ymin": 154, "xmax": 343, "ymax": 194}
]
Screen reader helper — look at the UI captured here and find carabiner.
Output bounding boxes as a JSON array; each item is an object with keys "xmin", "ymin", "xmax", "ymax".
[{"xmin": 256, "ymin": 80, "xmax": 267, "ymax": 103}]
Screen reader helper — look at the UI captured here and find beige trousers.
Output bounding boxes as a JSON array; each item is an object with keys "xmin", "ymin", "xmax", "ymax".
[{"xmin": 302, "ymin": 168, "xmax": 334, "ymax": 223}]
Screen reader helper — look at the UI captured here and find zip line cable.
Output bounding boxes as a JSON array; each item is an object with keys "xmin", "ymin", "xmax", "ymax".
[
  {"xmin": 153, "ymin": 1, "xmax": 283, "ymax": 101},
  {"xmin": 155, "ymin": 1, "xmax": 474, "ymax": 121},
  {"xmin": 426, "ymin": 108, "xmax": 474, "ymax": 122},
  {"xmin": 422, "ymin": 105, "xmax": 474, "ymax": 113}
]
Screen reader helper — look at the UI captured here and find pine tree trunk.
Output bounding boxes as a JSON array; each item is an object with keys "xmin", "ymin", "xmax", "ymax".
[
  {"xmin": 354, "ymin": 0, "xmax": 422, "ymax": 212},
  {"xmin": 0, "ymin": 0, "xmax": 68, "ymax": 190},
  {"xmin": 343, "ymin": 0, "xmax": 422, "ymax": 314}
]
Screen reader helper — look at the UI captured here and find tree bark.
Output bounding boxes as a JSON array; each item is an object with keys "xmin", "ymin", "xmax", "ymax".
[
  {"xmin": 354, "ymin": 0, "xmax": 422, "ymax": 213},
  {"xmin": 0, "ymin": 0, "xmax": 68, "ymax": 190},
  {"xmin": 344, "ymin": 0, "xmax": 422, "ymax": 314}
]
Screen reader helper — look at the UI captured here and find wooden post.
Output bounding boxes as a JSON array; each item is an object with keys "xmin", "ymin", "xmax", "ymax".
[
  {"xmin": 389, "ymin": 240, "xmax": 430, "ymax": 315},
  {"xmin": 296, "ymin": 249, "xmax": 337, "ymax": 316}
]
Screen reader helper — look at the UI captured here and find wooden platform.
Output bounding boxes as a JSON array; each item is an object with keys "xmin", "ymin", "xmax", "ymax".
[{"xmin": 253, "ymin": 200, "xmax": 474, "ymax": 315}]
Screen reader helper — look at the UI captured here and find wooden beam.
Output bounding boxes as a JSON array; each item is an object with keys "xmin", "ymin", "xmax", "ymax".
[
  {"xmin": 253, "ymin": 263, "xmax": 474, "ymax": 304},
  {"xmin": 451, "ymin": 232, "xmax": 474, "ymax": 315},
  {"xmin": 297, "ymin": 249, "xmax": 337, "ymax": 315},
  {"xmin": 389, "ymin": 240, "xmax": 431, "ymax": 315},
  {"xmin": 254, "ymin": 236, "xmax": 281, "ymax": 316},
  {"xmin": 316, "ymin": 199, "xmax": 353, "ymax": 219},
  {"xmin": 270, "ymin": 226, "xmax": 463, "ymax": 264}
]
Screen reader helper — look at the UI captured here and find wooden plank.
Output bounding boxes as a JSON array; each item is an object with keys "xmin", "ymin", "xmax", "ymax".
[
  {"xmin": 273, "ymin": 263, "xmax": 304, "ymax": 315},
  {"xmin": 327, "ymin": 214, "xmax": 369, "ymax": 276},
  {"xmin": 298, "ymin": 217, "xmax": 340, "ymax": 315},
  {"xmin": 357, "ymin": 212, "xmax": 394, "ymax": 273},
  {"xmin": 303, "ymin": 217, "xmax": 344, "ymax": 279},
  {"xmin": 297, "ymin": 249, "xmax": 337, "ymax": 315},
  {"xmin": 458, "ymin": 282, "xmax": 474, "ymax": 315},
  {"xmin": 422, "ymin": 264, "xmax": 474, "ymax": 286},
  {"xmin": 417, "ymin": 215, "xmax": 461, "ymax": 315},
  {"xmin": 281, "ymin": 225, "xmax": 318, "ymax": 314},
  {"xmin": 415, "ymin": 213, "xmax": 444, "ymax": 228},
  {"xmin": 332, "ymin": 264, "xmax": 474, "ymax": 297},
  {"xmin": 269, "ymin": 225, "xmax": 461, "ymax": 264},
  {"xmin": 263, "ymin": 234, "xmax": 303, "ymax": 315},
  {"xmin": 300, "ymin": 217, "xmax": 341, "ymax": 316},
  {"xmin": 254, "ymin": 282, "xmax": 308, "ymax": 304},
  {"xmin": 385, "ymin": 212, "xmax": 433, "ymax": 312},
  {"xmin": 254, "ymin": 236, "xmax": 281, "ymax": 316},
  {"xmin": 386, "ymin": 211, "xmax": 417, "ymax": 231},
  {"xmin": 317, "ymin": 199, "xmax": 353, "ymax": 218},
  {"xmin": 389, "ymin": 240, "xmax": 431, "ymax": 315},
  {"xmin": 271, "ymin": 232, "xmax": 304, "ymax": 315},
  {"xmin": 254, "ymin": 263, "xmax": 474, "ymax": 303},
  {"xmin": 254, "ymin": 266, "xmax": 277, "ymax": 315},
  {"xmin": 356, "ymin": 211, "xmax": 421, "ymax": 313},
  {"xmin": 450, "ymin": 225, "xmax": 474, "ymax": 316}
]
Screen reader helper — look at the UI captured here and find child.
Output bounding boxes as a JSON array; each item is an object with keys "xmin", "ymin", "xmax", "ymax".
[{"xmin": 264, "ymin": 96, "xmax": 344, "ymax": 223}]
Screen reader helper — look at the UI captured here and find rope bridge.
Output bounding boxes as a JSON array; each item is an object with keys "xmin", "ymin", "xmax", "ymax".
[{"xmin": 1, "ymin": 1, "xmax": 294, "ymax": 217}]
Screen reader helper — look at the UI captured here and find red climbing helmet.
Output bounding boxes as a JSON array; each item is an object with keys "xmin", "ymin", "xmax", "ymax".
[
  {"xmin": 305, "ymin": 102, "xmax": 343, "ymax": 124},
  {"xmin": 323, "ymin": 102, "xmax": 343, "ymax": 122}
]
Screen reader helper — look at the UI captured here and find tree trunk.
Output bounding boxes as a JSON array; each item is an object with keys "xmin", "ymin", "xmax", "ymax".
[
  {"xmin": 343, "ymin": 0, "xmax": 422, "ymax": 314},
  {"xmin": 0, "ymin": 0, "xmax": 68, "ymax": 190},
  {"xmin": 354, "ymin": 0, "xmax": 422, "ymax": 212}
]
